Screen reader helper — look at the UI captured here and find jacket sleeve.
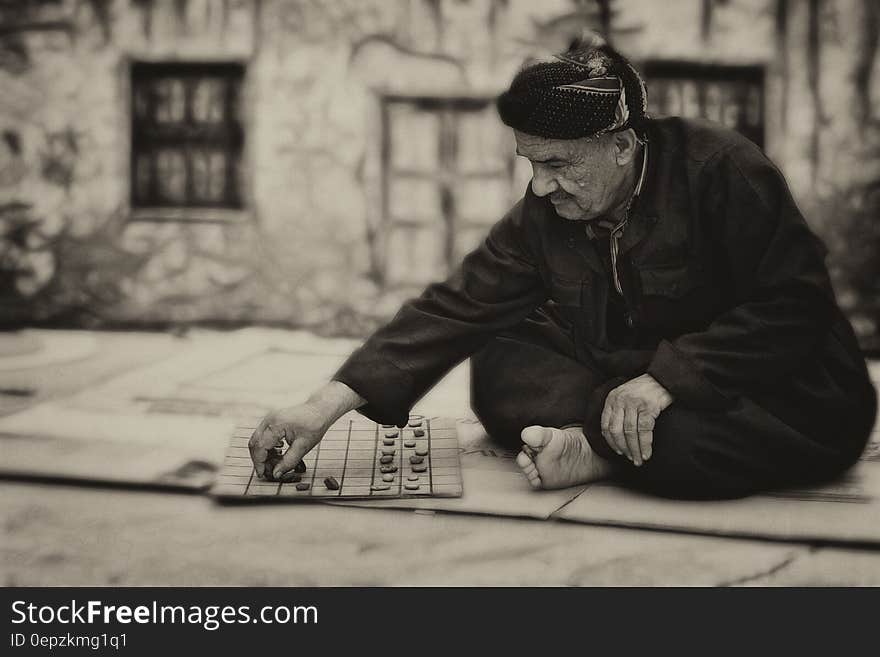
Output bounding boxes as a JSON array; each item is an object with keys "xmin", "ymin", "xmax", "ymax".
[
  {"xmin": 646, "ymin": 141, "xmax": 837, "ymax": 408},
  {"xmin": 333, "ymin": 195, "xmax": 548, "ymax": 426}
]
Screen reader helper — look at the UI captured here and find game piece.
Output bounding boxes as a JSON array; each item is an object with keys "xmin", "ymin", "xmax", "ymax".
[
  {"xmin": 262, "ymin": 458, "xmax": 280, "ymax": 481},
  {"xmin": 384, "ymin": 430, "xmax": 398, "ymax": 438},
  {"xmin": 410, "ymin": 455, "xmax": 424, "ymax": 465},
  {"xmin": 408, "ymin": 419, "xmax": 422, "ymax": 428},
  {"xmin": 414, "ymin": 429, "xmax": 425, "ymax": 437},
  {"xmin": 383, "ymin": 438, "xmax": 395, "ymax": 446},
  {"xmin": 381, "ymin": 424, "xmax": 394, "ymax": 428},
  {"xmin": 415, "ymin": 447, "xmax": 428, "ymax": 457},
  {"xmin": 213, "ymin": 415, "xmax": 463, "ymax": 500},
  {"xmin": 405, "ymin": 483, "xmax": 420, "ymax": 491},
  {"xmin": 279, "ymin": 471, "xmax": 302, "ymax": 484}
]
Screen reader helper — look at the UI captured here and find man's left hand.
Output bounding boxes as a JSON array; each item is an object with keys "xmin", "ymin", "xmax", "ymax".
[{"xmin": 600, "ymin": 373, "xmax": 673, "ymax": 466}]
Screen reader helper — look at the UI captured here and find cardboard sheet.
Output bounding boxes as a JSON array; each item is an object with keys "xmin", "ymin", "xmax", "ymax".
[
  {"xmin": 0, "ymin": 331, "xmax": 278, "ymax": 490},
  {"xmin": 2, "ymin": 330, "xmax": 878, "ymax": 546},
  {"xmin": 555, "ymin": 449, "xmax": 880, "ymax": 546},
  {"xmin": 0, "ymin": 330, "xmax": 464, "ymax": 491}
]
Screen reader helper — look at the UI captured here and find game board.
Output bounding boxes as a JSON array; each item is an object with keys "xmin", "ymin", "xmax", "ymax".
[{"xmin": 211, "ymin": 413, "xmax": 463, "ymax": 500}]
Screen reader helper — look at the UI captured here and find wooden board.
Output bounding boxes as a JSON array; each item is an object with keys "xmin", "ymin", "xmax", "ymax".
[{"xmin": 211, "ymin": 413, "xmax": 463, "ymax": 501}]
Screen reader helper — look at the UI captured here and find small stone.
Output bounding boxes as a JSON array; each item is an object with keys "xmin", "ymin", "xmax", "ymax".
[
  {"xmin": 295, "ymin": 482, "xmax": 310, "ymax": 491},
  {"xmin": 404, "ymin": 440, "xmax": 416, "ymax": 448},
  {"xmin": 383, "ymin": 438, "xmax": 396, "ymax": 446},
  {"xmin": 413, "ymin": 429, "xmax": 425, "ymax": 437},
  {"xmin": 415, "ymin": 447, "xmax": 428, "ymax": 457},
  {"xmin": 324, "ymin": 476, "xmax": 340, "ymax": 490},
  {"xmin": 381, "ymin": 448, "xmax": 395, "ymax": 456},
  {"xmin": 408, "ymin": 418, "xmax": 422, "ymax": 428},
  {"xmin": 408, "ymin": 475, "xmax": 419, "ymax": 481},
  {"xmin": 382, "ymin": 473, "xmax": 394, "ymax": 482},
  {"xmin": 279, "ymin": 471, "xmax": 302, "ymax": 483},
  {"xmin": 380, "ymin": 465, "xmax": 398, "ymax": 474},
  {"xmin": 371, "ymin": 484, "xmax": 390, "ymax": 491},
  {"xmin": 381, "ymin": 424, "xmax": 395, "ymax": 428},
  {"xmin": 379, "ymin": 455, "xmax": 394, "ymax": 464},
  {"xmin": 294, "ymin": 461, "xmax": 307, "ymax": 473},
  {"xmin": 410, "ymin": 455, "xmax": 424, "ymax": 465},
  {"xmin": 404, "ymin": 483, "xmax": 420, "ymax": 491},
  {"xmin": 412, "ymin": 464, "xmax": 427, "ymax": 473},
  {"xmin": 384, "ymin": 430, "xmax": 399, "ymax": 438}
]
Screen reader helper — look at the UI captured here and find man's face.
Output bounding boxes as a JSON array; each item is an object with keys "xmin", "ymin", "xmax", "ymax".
[{"xmin": 514, "ymin": 129, "xmax": 626, "ymax": 222}]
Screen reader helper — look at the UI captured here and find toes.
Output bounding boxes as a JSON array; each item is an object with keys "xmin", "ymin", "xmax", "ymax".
[
  {"xmin": 521, "ymin": 425, "xmax": 554, "ymax": 450},
  {"xmin": 515, "ymin": 450, "xmax": 533, "ymax": 470},
  {"xmin": 516, "ymin": 449, "xmax": 543, "ymax": 489}
]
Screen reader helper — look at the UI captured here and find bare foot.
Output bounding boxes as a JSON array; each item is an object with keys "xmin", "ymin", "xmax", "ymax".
[{"xmin": 516, "ymin": 425, "xmax": 615, "ymax": 490}]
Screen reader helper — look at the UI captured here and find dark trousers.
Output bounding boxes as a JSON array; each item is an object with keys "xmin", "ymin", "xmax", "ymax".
[{"xmin": 470, "ymin": 312, "xmax": 873, "ymax": 499}]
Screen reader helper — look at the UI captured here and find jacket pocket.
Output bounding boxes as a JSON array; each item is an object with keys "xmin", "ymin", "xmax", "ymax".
[
  {"xmin": 545, "ymin": 275, "xmax": 588, "ymax": 344},
  {"xmin": 638, "ymin": 263, "xmax": 702, "ymax": 298},
  {"xmin": 547, "ymin": 275, "xmax": 584, "ymax": 307}
]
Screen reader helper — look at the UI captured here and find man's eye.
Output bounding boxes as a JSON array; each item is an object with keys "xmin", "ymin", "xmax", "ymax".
[{"xmin": 548, "ymin": 162, "xmax": 566, "ymax": 169}]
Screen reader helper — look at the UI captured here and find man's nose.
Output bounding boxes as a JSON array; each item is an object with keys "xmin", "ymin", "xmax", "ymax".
[{"xmin": 530, "ymin": 167, "xmax": 558, "ymax": 197}]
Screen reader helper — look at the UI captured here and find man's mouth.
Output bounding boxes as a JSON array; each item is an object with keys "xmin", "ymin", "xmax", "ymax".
[{"xmin": 550, "ymin": 194, "xmax": 570, "ymax": 205}]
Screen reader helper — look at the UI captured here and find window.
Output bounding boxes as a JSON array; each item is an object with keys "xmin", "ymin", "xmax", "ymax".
[
  {"xmin": 642, "ymin": 62, "xmax": 765, "ymax": 148},
  {"xmin": 382, "ymin": 97, "xmax": 516, "ymax": 285},
  {"xmin": 131, "ymin": 62, "xmax": 245, "ymax": 210}
]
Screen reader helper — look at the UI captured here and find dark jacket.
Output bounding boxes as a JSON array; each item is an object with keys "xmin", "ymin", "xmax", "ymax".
[{"xmin": 335, "ymin": 118, "xmax": 876, "ymax": 452}]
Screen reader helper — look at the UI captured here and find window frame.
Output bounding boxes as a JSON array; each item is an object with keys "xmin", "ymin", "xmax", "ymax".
[
  {"xmin": 129, "ymin": 61, "xmax": 247, "ymax": 217},
  {"xmin": 641, "ymin": 60, "xmax": 766, "ymax": 148}
]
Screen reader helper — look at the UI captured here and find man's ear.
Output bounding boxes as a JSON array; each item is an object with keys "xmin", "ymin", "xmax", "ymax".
[{"xmin": 612, "ymin": 129, "xmax": 639, "ymax": 165}]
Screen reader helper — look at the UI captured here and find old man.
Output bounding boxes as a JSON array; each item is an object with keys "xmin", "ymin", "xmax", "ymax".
[{"xmin": 249, "ymin": 42, "xmax": 876, "ymax": 499}]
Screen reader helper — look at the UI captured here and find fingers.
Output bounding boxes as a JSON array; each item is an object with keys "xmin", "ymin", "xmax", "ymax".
[
  {"xmin": 637, "ymin": 412, "xmax": 655, "ymax": 462},
  {"xmin": 248, "ymin": 417, "xmax": 272, "ymax": 478},
  {"xmin": 601, "ymin": 389, "xmax": 657, "ymax": 466},
  {"xmin": 249, "ymin": 416, "xmax": 288, "ymax": 479},
  {"xmin": 272, "ymin": 430, "xmax": 316, "ymax": 480},
  {"xmin": 609, "ymin": 401, "xmax": 628, "ymax": 460},
  {"xmin": 623, "ymin": 405, "xmax": 642, "ymax": 466},
  {"xmin": 601, "ymin": 396, "xmax": 625, "ymax": 457}
]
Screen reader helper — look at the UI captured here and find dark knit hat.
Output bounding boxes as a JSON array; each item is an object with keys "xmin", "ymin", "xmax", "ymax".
[{"xmin": 497, "ymin": 39, "xmax": 648, "ymax": 140}]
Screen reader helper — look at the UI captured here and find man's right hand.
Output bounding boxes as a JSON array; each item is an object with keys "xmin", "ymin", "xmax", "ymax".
[{"xmin": 248, "ymin": 403, "xmax": 329, "ymax": 480}]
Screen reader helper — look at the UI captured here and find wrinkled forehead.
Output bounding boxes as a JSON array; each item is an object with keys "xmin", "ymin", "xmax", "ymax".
[{"xmin": 513, "ymin": 129, "xmax": 597, "ymax": 160}]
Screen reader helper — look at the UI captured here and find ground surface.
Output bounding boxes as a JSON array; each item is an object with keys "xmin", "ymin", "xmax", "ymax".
[{"xmin": 1, "ymin": 329, "xmax": 879, "ymax": 586}]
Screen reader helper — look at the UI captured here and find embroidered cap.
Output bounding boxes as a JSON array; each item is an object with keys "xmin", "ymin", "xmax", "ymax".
[{"xmin": 496, "ymin": 40, "xmax": 649, "ymax": 140}]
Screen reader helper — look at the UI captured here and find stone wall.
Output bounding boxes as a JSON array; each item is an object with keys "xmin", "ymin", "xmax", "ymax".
[{"xmin": 0, "ymin": 0, "xmax": 877, "ymax": 345}]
